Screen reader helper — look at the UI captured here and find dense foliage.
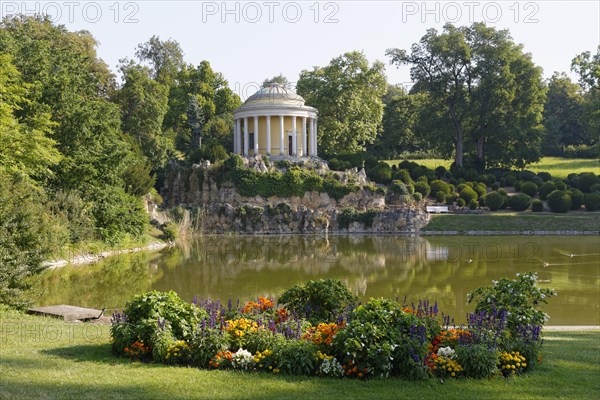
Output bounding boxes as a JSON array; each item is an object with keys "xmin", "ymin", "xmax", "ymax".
[{"xmin": 111, "ymin": 276, "xmax": 554, "ymax": 380}]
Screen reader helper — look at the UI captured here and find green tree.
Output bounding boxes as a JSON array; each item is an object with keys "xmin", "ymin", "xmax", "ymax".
[
  {"xmin": 571, "ymin": 47, "xmax": 600, "ymax": 145},
  {"xmin": 387, "ymin": 23, "xmax": 546, "ymax": 169},
  {"xmin": 117, "ymin": 60, "xmax": 172, "ymax": 170},
  {"xmin": 296, "ymin": 51, "xmax": 387, "ymax": 156},
  {"xmin": 542, "ymin": 73, "xmax": 587, "ymax": 155},
  {"xmin": 187, "ymin": 94, "xmax": 205, "ymax": 149},
  {"xmin": 371, "ymin": 84, "xmax": 428, "ymax": 158},
  {"xmin": 262, "ymin": 74, "xmax": 291, "ymax": 88},
  {"xmin": 135, "ymin": 35, "xmax": 184, "ymax": 86}
]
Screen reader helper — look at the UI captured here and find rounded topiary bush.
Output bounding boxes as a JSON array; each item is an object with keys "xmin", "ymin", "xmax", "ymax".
[
  {"xmin": 568, "ymin": 189, "xmax": 584, "ymax": 210},
  {"xmin": 538, "ymin": 181, "xmax": 557, "ymax": 200},
  {"xmin": 577, "ymin": 172, "xmax": 599, "ymax": 193},
  {"xmin": 468, "ymin": 199, "xmax": 477, "ymax": 210},
  {"xmin": 473, "ymin": 183, "xmax": 487, "ymax": 198},
  {"xmin": 390, "ymin": 180, "xmax": 410, "ymax": 195},
  {"xmin": 502, "ymin": 173, "xmax": 517, "ymax": 187},
  {"xmin": 446, "ymin": 195, "xmax": 456, "ymax": 206},
  {"xmin": 394, "ymin": 169, "xmax": 413, "ymax": 184},
  {"xmin": 508, "ymin": 193, "xmax": 532, "ymax": 211},
  {"xmin": 413, "ymin": 181, "xmax": 431, "ymax": 198},
  {"xmin": 435, "ymin": 166, "xmax": 447, "ymax": 178},
  {"xmin": 491, "ymin": 182, "xmax": 500, "ymax": 191},
  {"xmin": 537, "ymin": 172, "xmax": 552, "ymax": 182},
  {"xmin": 413, "ymin": 192, "xmax": 423, "ymax": 202},
  {"xmin": 547, "ymin": 190, "xmax": 572, "ymax": 213},
  {"xmin": 514, "ymin": 180, "xmax": 523, "ymax": 192},
  {"xmin": 520, "ymin": 181, "xmax": 538, "ymax": 197},
  {"xmin": 531, "ymin": 199, "xmax": 544, "ymax": 212},
  {"xmin": 459, "ymin": 187, "xmax": 478, "ymax": 204},
  {"xmin": 435, "ymin": 191, "xmax": 446, "ymax": 203},
  {"xmin": 590, "ymin": 183, "xmax": 600, "ymax": 193},
  {"xmin": 553, "ymin": 179, "xmax": 567, "ymax": 191},
  {"xmin": 484, "ymin": 191, "xmax": 504, "ymax": 211},
  {"xmin": 457, "ymin": 198, "xmax": 466, "ymax": 207},
  {"xmin": 430, "ymin": 180, "xmax": 451, "ymax": 196},
  {"xmin": 584, "ymin": 193, "xmax": 600, "ymax": 211},
  {"xmin": 367, "ymin": 163, "xmax": 393, "ymax": 184}
]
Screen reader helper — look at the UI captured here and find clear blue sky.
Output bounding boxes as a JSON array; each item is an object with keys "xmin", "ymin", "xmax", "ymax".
[{"xmin": 4, "ymin": 1, "xmax": 598, "ymax": 98}]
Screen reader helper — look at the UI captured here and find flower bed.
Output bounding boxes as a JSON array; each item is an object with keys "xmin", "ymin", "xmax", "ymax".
[{"xmin": 110, "ymin": 274, "xmax": 555, "ymax": 380}]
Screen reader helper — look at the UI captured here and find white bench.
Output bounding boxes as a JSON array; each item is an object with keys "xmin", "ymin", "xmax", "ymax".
[{"xmin": 426, "ymin": 205, "xmax": 450, "ymax": 214}]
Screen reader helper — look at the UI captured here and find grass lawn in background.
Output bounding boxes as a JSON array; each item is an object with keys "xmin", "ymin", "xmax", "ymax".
[
  {"xmin": 0, "ymin": 310, "xmax": 598, "ymax": 400},
  {"xmin": 384, "ymin": 157, "xmax": 599, "ymax": 179},
  {"xmin": 422, "ymin": 212, "xmax": 600, "ymax": 233}
]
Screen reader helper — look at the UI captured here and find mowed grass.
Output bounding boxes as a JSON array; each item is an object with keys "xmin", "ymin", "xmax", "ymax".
[
  {"xmin": 1, "ymin": 310, "xmax": 599, "ymax": 400},
  {"xmin": 422, "ymin": 212, "xmax": 600, "ymax": 233},
  {"xmin": 385, "ymin": 157, "xmax": 599, "ymax": 178}
]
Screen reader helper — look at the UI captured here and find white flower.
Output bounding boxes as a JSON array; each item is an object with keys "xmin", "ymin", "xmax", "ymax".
[
  {"xmin": 437, "ymin": 346, "xmax": 456, "ymax": 359},
  {"xmin": 231, "ymin": 348, "xmax": 255, "ymax": 370}
]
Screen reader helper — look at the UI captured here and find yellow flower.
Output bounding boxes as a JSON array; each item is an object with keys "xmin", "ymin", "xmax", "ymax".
[{"xmin": 451, "ymin": 372, "xmax": 456, "ymax": 377}]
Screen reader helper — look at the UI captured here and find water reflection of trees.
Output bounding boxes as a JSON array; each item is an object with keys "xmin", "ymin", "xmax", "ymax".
[{"xmin": 33, "ymin": 235, "xmax": 599, "ymax": 325}]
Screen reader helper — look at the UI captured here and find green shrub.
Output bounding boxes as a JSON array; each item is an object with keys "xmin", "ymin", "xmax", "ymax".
[
  {"xmin": 190, "ymin": 328, "xmax": 230, "ymax": 368},
  {"xmin": 459, "ymin": 187, "xmax": 478, "ymax": 203},
  {"xmin": 390, "ymin": 180, "xmax": 410, "ymax": 195},
  {"xmin": 484, "ymin": 191, "xmax": 504, "ymax": 211},
  {"xmin": 468, "ymin": 199, "xmax": 477, "ymax": 210},
  {"xmin": 273, "ymin": 339, "xmax": 319, "ymax": 375},
  {"xmin": 590, "ymin": 183, "xmax": 600, "ymax": 193},
  {"xmin": 538, "ymin": 181, "xmax": 557, "ymax": 200},
  {"xmin": 537, "ymin": 172, "xmax": 552, "ymax": 182},
  {"xmin": 328, "ymin": 158, "xmax": 352, "ymax": 171},
  {"xmin": 508, "ymin": 193, "xmax": 532, "ymax": 211},
  {"xmin": 455, "ymin": 344, "xmax": 498, "ymax": 379},
  {"xmin": 468, "ymin": 272, "xmax": 556, "ymax": 333},
  {"xmin": 322, "ymin": 178, "xmax": 354, "ymax": 200},
  {"xmin": 435, "ymin": 191, "xmax": 446, "ymax": 203},
  {"xmin": 477, "ymin": 174, "xmax": 496, "ymax": 186},
  {"xmin": 111, "ymin": 291, "xmax": 205, "ymax": 355},
  {"xmin": 584, "ymin": 193, "xmax": 600, "ymax": 211},
  {"xmin": 547, "ymin": 190, "xmax": 572, "ymax": 213},
  {"xmin": 520, "ymin": 181, "xmax": 538, "ymax": 197},
  {"xmin": 457, "ymin": 198, "xmax": 466, "ymax": 207},
  {"xmin": 413, "ymin": 192, "xmax": 423, "ymax": 202},
  {"xmin": 514, "ymin": 180, "xmax": 523, "ymax": 191},
  {"xmin": 531, "ymin": 199, "xmax": 544, "ymax": 212},
  {"xmin": 568, "ymin": 189, "xmax": 584, "ymax": 210},
  {"xmin": 491, "ymin": 182, "xmax": 500, "ymax": 191},
  {"xmin": 473, "ymin": 183, "xmax": 487, "ymax": 198},
  {"xmin": 367, "ymin": 163, "xmax": 393, "ymax": 184},
  {"xmin": 393, "ymin": 169, "xmax": 413, "ymax": 184},
  {"xmin": 405, "ymin": 183, "xmax": 415, "ymax": 195},
  {"xmin": 446, "ymin": 195, "xmax": 456, "ymax": 205},
  {"xmin": 333, "ymin": 298, "xmax": 429, "ymax": 379},
  {"xmin": 553, "ymin": 179, "xmax": 567, "ymax": 191},
  {"xmin": 502, "ymin": 173, "xmax": 517, "ymax": 187},
  {"xmin": 410, "ymin": 165, "xmax": 427, "ymax": 180},
  {"xmin": 413, "ymin": 181, "xmax": 431, "ymax": 198},
  {"xmin": 434, "ymin": 166, "xmax": 447, "ymax": 178},
  {"xmin": 577, "ymin": 172, "xmax": 599, "ymax": 193},
  {"xmin": 278, "ymin": 279, "xmax": 357, "ymax": 324},
  {"xmin": 430, "ymin": 180, "xmax": 451, "ymax": 196}
]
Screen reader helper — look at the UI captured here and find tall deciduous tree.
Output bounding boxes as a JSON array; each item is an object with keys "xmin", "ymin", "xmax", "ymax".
[
  {"xmin": 542, "ymin": 73, "xmax": 587, "ymax": 155},
  {"xmin": 117, "ymin": 60, "xmax": 172, "ymax": 170},
  {"xmin": 135, "ymin": 35, "xmax": 184, "ymax": 86},
  {"xmin": 387, "ymin": 23, "xmax": 546, "ymax": 169},
  {"xmin": 262, "ymin": 74, "xmax": 291, "ymax": 88},
  {"xmin": 296, "ymin": 51, "xmax": 387, "ymax": 156},
  {"xmin": 572, "ymin": 47, "xmax": 600, "ymax": 145}
]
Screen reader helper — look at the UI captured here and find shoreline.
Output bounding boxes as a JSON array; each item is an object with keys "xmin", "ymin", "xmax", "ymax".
[
  {"xmin": 420, "ymin": 230, "xmax": 600, "ymax": 236},
  {"xmin": 42, "ymin": 241, "xmax": 169, "ymax": 269}
]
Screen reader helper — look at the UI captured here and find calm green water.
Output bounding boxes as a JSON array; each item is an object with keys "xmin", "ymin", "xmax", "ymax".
[{"xmin": 34, "ymin": 235, "xmax": 600, "ymax": 325}]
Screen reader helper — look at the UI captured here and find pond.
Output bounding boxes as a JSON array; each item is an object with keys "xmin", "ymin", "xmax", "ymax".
[{"xmin": 33, "ymin": 235, "xmax": 600, "ymax": 326}]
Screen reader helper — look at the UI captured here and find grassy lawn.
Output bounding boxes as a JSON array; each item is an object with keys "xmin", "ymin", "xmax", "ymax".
[
  {"xmin": 1, "ymin": 310, "xmax": 598, "ymax": 399},
  {"xmin": 422, "ymin": 212, "xmax": 600, "ymax": 232},
  {"xmin": 385, "ymin": 157, "xmax": 599, "ymax": 179}
]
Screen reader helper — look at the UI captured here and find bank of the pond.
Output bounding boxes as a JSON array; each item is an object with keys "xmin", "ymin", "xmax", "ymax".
[
  {"xmin": 43, "ymin": 240, "xmax": 169, "ymax": 269},
  {"xmin": 0, "ymin": 310, "xmax": 598, "ymax": 400},
  {"xmin": 421, "ymin": 212, "xmax": 600, "ymax": 235}
]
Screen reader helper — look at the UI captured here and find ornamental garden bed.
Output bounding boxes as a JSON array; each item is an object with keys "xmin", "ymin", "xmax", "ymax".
[{"xmin": 110, "ymin": 274, "xmax": 554, "ymax": 380}]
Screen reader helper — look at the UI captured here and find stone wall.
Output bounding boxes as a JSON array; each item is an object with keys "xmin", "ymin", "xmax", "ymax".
[{"xmin": 160, "ymin": 162, "xmax": 429, "ymax": 234}]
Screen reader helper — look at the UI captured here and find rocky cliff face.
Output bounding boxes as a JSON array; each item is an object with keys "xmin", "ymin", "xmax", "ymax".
[{"xmin": 160, "ymin": 162, "xmax": 429, "ymax": 234}]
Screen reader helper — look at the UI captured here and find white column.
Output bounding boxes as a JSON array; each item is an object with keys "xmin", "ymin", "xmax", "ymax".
[
  {"xmin": 314, "ymin": 118, "xmax": 318, "ymax": 156},
  {"xmin": 236, "ymin": 118, "xmax": 242, "ymax": 154},
  {"xmin": 266, "ymin": 116, "xmax": 271, "ymax": 155},
  {"xmin": 302, "ymin": 117, "xmax": 307, "ymax": 157},
  {"xmin": 279, "ymin": 115, "xmax": 284, "ymax": 155},
  {"xmin": 291, "ymin": 116, "xmax": 297, "ymax": 156},
  {"xmin": 243, "ymin": 117, "xmax": 249, "ymax": 156},
  {"xmin": 309, "ymin": 118, "xmax": 315, "ymax": 156},
  {"xmin": 253, "ymin": 116, "xmax": 259, "ymax": 154}
]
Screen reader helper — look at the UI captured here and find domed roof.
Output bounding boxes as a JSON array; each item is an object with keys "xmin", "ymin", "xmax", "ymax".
[{"xmin": 242, "ymin": 83, "xmax": 306, "ymax": 107}]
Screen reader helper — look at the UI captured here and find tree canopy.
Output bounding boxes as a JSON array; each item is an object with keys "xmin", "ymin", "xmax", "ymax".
[
  {"xmin": 297, "ymin": 51, "xmax": 387, "ymax": 156},
  {"xmin": 387, "ymin": 23, "xmax": 546, "ymax": 169}
]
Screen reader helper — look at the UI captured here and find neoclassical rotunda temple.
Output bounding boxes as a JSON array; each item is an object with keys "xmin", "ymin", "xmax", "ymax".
[{"xmin": 232, "ymin": 83, "xmax": 318, "ymax": 158}]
